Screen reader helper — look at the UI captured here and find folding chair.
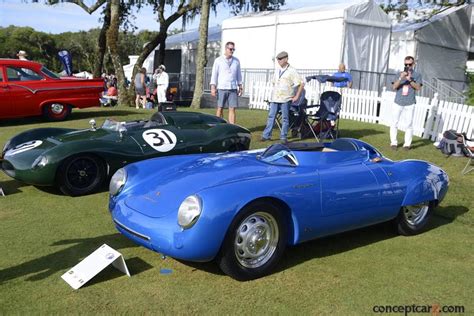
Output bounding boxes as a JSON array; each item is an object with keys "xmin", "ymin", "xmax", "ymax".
[
  {"xmin": 275, "ymin": 88, "xmax": 319, "ymax": 140},
  {"xmin": 303, "ymin": 90, "xmax": 342, "ymax": 140},
  {"xmin": 461, "ymin": 133, "xmax": 474, "ymax": 175}
]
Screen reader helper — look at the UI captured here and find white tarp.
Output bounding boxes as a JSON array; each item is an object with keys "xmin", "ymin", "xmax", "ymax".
[{"xmin": 221, "ymin": 0, "xmax": 391, "ymax": 77}]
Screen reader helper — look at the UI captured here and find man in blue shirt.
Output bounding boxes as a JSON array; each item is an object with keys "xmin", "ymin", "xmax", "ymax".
[
  {"xmin": 210, "ymin": 41, "xmax": 243, "ymax": 124},
  {"xmin": 332, "ymin": 64, "xmax": 352, "ymax": 88},
  {"xmin": 390, "ymin": 56, "xmax": 423, "ymax": 151}
]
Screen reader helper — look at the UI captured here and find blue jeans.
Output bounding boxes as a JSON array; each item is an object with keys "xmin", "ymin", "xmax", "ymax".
[{"xmin": 262, "ymin": 101, "xmax": 290, "ymax": 140}]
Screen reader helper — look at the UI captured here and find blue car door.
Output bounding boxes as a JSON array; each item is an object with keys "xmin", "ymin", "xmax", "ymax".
[{"xmin": 315, "ymin": 151, "xmax": 391, "ymax": 235}]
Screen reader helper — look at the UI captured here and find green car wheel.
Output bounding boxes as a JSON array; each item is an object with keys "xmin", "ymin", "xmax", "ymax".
[{"xmin": 57, "ymin": 154, "xmax": 107, "ymax": 196}]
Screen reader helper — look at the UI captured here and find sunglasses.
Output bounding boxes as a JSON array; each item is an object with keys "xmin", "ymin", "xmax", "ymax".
[
  {"xmin": 227, "ymin": 47, "xmax": 235, "ymax": 51},
  {"xmin": 404, "ymin": 63, "xmax": 413, "ymax": 66},
  {"xmin": 277, "ymin": 56, "xmax": 287, "ymax": 60}
]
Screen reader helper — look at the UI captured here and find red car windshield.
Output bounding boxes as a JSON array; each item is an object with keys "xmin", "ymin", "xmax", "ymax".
[{"xmin": 41, "ymin": 66, "xmax": 60, "ymax": 79}]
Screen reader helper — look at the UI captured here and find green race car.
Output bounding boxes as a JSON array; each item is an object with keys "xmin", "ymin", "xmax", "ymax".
[{"xmin": 1, "ymin": 111, "xmax": 251, "ymax": 196}]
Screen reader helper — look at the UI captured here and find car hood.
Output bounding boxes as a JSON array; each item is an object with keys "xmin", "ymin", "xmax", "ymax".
[
  {"xmin": 52, "ymin": 128, "xmax": 112, "ymax": 142},
  {"xmin": 121, "ymin": 150, "xmax": 291, "ymax": 218}
]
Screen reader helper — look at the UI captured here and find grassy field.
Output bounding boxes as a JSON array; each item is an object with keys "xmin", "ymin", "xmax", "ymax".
[{"xmin": 0, "ymin": 106, "xmax": 472, "ymax": 314}]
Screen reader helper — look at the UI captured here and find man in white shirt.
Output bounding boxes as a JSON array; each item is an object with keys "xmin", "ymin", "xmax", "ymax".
[
  {"xmin": 262, "ymin": 51, "xmax": 304, "ymax": 142},
  {"xmin": 153, "ymin": 65, "xmax": 169, "ymax": 103},
  {"xmin": 210, "ymin": 41, "xmax": 243, "ymax": 124}
]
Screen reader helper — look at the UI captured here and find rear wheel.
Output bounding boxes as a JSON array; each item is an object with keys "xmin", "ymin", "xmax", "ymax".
[
  {"xmin": 217, "ymin": 201, "xmax": 287, "ymax": 281},
  {"xmin": 396, "ymin": 201, "xmax": 433, "ymax": 236},
  {"xmin": 57, "ymin": 155, "xmax": 106, "ymax": 196},
  {"xmin": 43, "ymin": 103, "xmax": 71, "ymax": 121}
]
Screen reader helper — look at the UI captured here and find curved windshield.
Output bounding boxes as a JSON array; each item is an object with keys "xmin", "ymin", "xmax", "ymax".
[
  {"xmin": 257, "ymin": 144, "xmax": 298, "ymax": 167},
  {"xmin": 41, "ymin": 66, "xmax": 60, "ymax": 79},
  {"xmin": 102, "ymin": 119, "xmax": 123, "ymax": 131}
]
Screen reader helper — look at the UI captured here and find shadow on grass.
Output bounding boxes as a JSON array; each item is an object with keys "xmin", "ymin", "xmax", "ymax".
[
  {"xmin": 0, "ymin": 179, "xmax": 29, "ymax": 195},
  {"xmin": 276, "ymin": 205, "xmax": 468, "ymax": 274},
  {"xmin": 0, "ymin": 233, "xmax": 141, "ymax": 284},
  {"xmin": 336, "ymin": 128, "xmax": 384, "ymax": 139},
  {"xmin": 180, "ymin": 204, "xmax": 467, "ymax": 278},
  {"xmin": 84, "ymin": 257, "xmax": 153, "ymax": 288},
  {"xmin": 0, "ymin": 109, "xmax": 136, "ymax": 127}
]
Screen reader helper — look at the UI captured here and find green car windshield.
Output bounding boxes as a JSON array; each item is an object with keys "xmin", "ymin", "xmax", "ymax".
[
  {"xmin": 102, "ymin": 119, "xmax": 124, "ymax": 131},
  {"xmin": 257, "ymin": 144, "xmax": 298, "ymax": 167}
]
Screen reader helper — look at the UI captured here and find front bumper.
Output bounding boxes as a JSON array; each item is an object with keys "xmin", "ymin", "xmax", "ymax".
[{"xmin": 109, "ymin": 197, "xmax": 223, "ymax": 262}]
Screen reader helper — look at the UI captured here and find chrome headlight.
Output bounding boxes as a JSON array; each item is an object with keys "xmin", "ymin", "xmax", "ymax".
[
  {"xmin": 178, "ymin": 195, "xmax": 202, "ymax": 229},
  {"xmin": 109, "ymin": 168, "xmax": 127, "ymax": 196},
  {"xmin": 32, "ymin": 155, "xmax": 48, "ymax": 168},
  {"xmin": 2, "ymin": 140, "xmax": 11, "ymax": 155}
]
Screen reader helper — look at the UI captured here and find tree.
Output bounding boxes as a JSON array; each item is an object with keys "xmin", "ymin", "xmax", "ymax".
[
  {"xmin": 128, "ymin": 0, "xmax": 201, "ymax": 101},
  {"xmin": 379, "ymin": 0, "xmax": 471, "ymax": 21},
  {"xmin": 190, "ymin": 0, "xmax": 211, "ymax": 109},
  {"xmin": 190, "ymin": 0, "xmax": 285, "ymax": 109},
  {"xmin": 107, "ymin": 0, "xmax": 134, "ymax": 106}
]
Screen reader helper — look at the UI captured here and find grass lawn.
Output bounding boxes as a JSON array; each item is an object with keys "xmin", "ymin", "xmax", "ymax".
[{"xmin": 0, "ymin": 106, "xmax": 472, "ymax": 314}]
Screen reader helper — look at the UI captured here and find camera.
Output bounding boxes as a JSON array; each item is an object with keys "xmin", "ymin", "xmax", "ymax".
[{"xmin": 404, "ymin": 66, "xmax": 409, "ymax": 73}]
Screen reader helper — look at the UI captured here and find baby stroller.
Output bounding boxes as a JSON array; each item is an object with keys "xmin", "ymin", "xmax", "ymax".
[{"xmin": 300, "ymin": 75, "xmax": 347, "ymax": 140}]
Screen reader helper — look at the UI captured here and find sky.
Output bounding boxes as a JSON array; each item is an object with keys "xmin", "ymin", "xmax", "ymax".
[{"xmin": 0, "ymin": 0, "xmax": 344, "ymax": 34}]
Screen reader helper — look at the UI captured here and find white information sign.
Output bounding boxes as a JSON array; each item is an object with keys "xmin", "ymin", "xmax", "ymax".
[{"xmin": 61, "ymin": 244, "xmax": 130, "ymax": 290}]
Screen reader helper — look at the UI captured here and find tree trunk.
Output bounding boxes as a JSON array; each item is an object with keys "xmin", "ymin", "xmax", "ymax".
[
  {"xmin": 191, "ymin": 0, "xmax": 210, "ymax": 109},
  {"xmin": 93, "ymin": 0, "xmax": 111, "ymax": 77},
  {"xmin": 107, "ymin": 0, "xmax": 133, "ymax": 106}
]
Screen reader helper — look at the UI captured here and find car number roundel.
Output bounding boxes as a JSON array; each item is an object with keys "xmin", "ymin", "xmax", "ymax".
[
  {"xmin": 142, "ymin": 129, "xmax": 177, "ymax": 152},
  {"xmin": 6, "ymin": 140, "xmax": 43, "ymax": 156}
]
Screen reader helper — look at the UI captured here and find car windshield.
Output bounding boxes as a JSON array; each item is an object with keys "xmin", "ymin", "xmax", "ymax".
[
  {"xmin": 257, "ymin": 144, "xmax": 298, "ymax": 167},
  {"xmin": 41, "ymin": 66, "xmax": 60, "ymax": 79},
  {"xmin": 102, "ymin": 119, "xmax": 123, "ymax": 131}
]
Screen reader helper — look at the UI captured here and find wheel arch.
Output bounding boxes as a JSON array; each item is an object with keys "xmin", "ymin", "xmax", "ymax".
[
  {"xmin": 234, "ymin": 196, "xmax": 296, "ymax": 246},
  {"xmin": 401, "ymin": 178, "xmax": 439, "ymax": 207},
  {"xmin": 54, "ymin": 151, "xmax": 110, "ymax": 182}
]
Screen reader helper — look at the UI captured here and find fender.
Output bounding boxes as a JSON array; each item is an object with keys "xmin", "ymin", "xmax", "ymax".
[
  {"xmin": 3, "ymin": 128, "xmax": 76, "ymax": 153},
  {"xmin": 401, "ymin": 178, "xmax": 438, "ymax": 206}
]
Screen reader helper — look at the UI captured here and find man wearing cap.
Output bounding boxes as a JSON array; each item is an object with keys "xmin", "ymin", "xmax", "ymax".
[
  {"xmin": 17, "ymin": 50, "xmax": 28, "ymax": 60},
  {"xmin": 210, "ymin": 41, "xmax": 243, "ymax": 124},
  {"xmin": 153, "ymin": 65, "xmax": 169, "ymax": 104},
  {"xmin": 262, "ymin": 51, "xmax": 304, "ymax": 142}
]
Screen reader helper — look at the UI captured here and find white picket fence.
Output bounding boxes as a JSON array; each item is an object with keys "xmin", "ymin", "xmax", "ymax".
[{"xmin": 249, "ymin": 81, "xmax": 474, "ymax": 140}]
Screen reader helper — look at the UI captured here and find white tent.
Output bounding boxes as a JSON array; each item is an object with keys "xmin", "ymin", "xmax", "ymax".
[
  {"xmin": 389, "ymin": 4, "xmax": 473, "ymax": 94},
  {"xmin": 221, "ymin": 0, "xmax": 391, "ymax": 75}
]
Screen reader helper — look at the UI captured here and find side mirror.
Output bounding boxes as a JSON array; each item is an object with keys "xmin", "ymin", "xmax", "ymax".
[{"xmin": 89, "ymin": 119, "xmax": 97, "ymax": 130}]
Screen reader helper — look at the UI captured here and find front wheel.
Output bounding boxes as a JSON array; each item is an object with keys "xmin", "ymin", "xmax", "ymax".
[
  {"xmin": 395, "ymin": 201, "xmax": 433, "ymax": 236},
  {"xmin": 217, "ymin": 201, "xmax": 287, "ymax": 281},
  {"xmin": 43, "ymin": 103, "xmax": 71, "ymax": 121},
  {"xmin": 57, "ymin": 155, "xmax": 106, "ymax": 196}
]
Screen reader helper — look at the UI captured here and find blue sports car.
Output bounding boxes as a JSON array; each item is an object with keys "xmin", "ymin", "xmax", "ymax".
[{"xmin": 109, "ymin": 138, "xmax": 449, "ymax": 281}]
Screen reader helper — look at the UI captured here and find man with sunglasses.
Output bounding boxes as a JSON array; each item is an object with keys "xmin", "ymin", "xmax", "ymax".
[
  {"xmin": 390, "ymin": 56, "xmax": 422, "ymax": 151},
  {"xmin": 261, "ymin": 51, "xmax": 304, "ymax": 143},
  {"xmin": 210, "ymin": 41, "xmax": 243, "ymax": 124}
]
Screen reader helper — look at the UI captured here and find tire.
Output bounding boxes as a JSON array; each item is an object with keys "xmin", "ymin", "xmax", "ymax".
[
  {"xmin": 227, "ymin": 142, "xmax": 246, "ymax": 152},
  {"xmin": 57, "ymin": 155, "xmax": 106, "ymax": 196},
  {"xmin": 217, "ymin": 201, "xmax": 287, "ymax": 281},
  {"xmin": 395, "ymin": 201, "xmax": 433, "ymax": 236},
  {"xmin": 43, "ymin": 103, "xmax": 71, "ymax": 121}
]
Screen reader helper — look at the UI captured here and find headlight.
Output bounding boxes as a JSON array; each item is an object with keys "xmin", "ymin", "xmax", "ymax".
[
  {"xmin": 32, "ymin": 155, "xmax": 48, "ymax": 168},
  {"xmin": 2, "ymin": 140, "xmax": 11, "ymax": 155},
  {"xmin": 178, "ymin": 195, "xmax": 202, "ymax": 229},
  {"xmin": 109, "ymin": 168, "xmax": 127, "ymax": 196}
]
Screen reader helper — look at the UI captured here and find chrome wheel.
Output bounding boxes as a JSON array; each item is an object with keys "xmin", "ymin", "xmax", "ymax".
[
  {"xmin": 51, "ymin": 103, "xmax": 65, "ymax": 114},
  {"xmin": 402, "ymin": 202, "xmax": 430, "ymax": 226},
  {"xmin": 234, "ymin": 212, "xmax": 279, "ymax": 269}
]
